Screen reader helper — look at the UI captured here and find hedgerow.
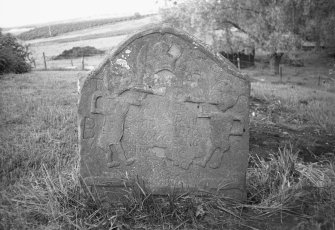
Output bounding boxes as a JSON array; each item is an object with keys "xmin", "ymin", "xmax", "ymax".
[{"xmin": 0, "ymin": 29, "xmax": 31, "ymax": 74}]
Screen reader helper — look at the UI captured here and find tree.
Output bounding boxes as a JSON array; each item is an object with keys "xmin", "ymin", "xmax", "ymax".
[
  {"xmin": 297, "ymin": 0, "xmax": 335, "ymax": 50},
  {"xmin": 0, "ymin": 29, "xmax": 32, "ymax": 75},
  {"xmin": 160, "ymin": 0, "xmax": 334, "ymax": 75}
]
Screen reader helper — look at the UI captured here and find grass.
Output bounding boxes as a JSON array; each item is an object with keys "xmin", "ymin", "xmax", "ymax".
[
  {"xmin": 25, "ymin": 15, "xmax": 159, "ymax": 70},
  {"xmin": 17, "ymin": 15, "xmax": 148, "ymax": 41},
  {"xmin": 26, "ymin": 15, "xmax": 160, "ymax": 70},
  {"xmin": 251, "ymin": 82, "xmax": 335, "ymax": 133},
  {"xmin": 0, "ymin": 70, "xmax": 334, "ymax": 229},
  {"xmin": 27, "ymin": 15, "xmax": 158, "ymax": 46}
]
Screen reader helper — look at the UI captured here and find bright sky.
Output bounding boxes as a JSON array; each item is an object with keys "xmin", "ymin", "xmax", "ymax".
[{"xmin": 0, "ymin": 0, "xmax": 160, "ymax": 28}]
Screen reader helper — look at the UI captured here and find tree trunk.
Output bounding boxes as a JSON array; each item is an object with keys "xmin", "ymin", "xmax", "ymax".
[
  {"xmin": 225, "ymin": 26, "xmax": 233, "ymax": 53},
  {"xmin": 270, "ymin": 53, "xmax": 283, "ymax": 75}
]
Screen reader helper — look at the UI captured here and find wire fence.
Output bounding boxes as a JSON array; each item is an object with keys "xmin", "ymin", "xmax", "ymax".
[
  {"xmin": 31, "ymin": 50, "xmax": 335, "ymax": 89},
  {"xmin": 31, "ymin": 52, "xmax": 105, "ymax": 71}
]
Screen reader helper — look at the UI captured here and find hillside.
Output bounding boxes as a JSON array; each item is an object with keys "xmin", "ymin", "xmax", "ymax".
[
  {"xmin": 26, "ymin": 15, "xmax": 161, "ymax": 69},
  {"xmin": 27, "ymin": 15, "xmax": 159, "ymax": 46},
  {"xmin": 17, "ymin": 14, "xmax": 153, "ymax": 41}
]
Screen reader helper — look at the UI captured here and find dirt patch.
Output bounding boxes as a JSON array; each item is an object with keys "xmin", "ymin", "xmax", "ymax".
[
  {"xmin": 52, "ymin": 46, "xmax": 104, "ymax": 60},
  {"xmin": 250, "ymin": 96, "xmax": 335, "ymax": 162}
]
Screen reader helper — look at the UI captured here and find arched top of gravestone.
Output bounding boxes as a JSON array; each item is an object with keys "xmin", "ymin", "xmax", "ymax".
[{"xmin": 88, "ymin": 26, "xmax": 248, "ymax": 82}]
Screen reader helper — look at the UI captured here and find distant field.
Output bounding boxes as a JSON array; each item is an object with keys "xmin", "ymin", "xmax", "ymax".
[
  {"xmin": 17, "ymin": 14, "xmax": 151, "ymax": 41},
  {"xmin": 27, "ymin": 16, "xmax": 158, "ymax": 45},
  {"xmin": 30, "ymin": 36, "xmax": 125, "ymax": 68},
  {"xmin": 3, "ymin": 27, "xmax": 34, "ymax": 35},
  {"xmin": 27, "ymin": 15, "xmax": 160, "ymax": 69}
]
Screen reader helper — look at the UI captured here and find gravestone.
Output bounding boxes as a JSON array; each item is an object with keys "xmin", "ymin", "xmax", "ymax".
[{"xmin": 78, "ymin": 26, "xmax": 250, "ymax": 200}]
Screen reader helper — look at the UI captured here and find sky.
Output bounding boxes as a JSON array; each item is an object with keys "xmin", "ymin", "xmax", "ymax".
[{"xmin": 0, "ymin": 0, "xmax": 160, "ymax": 28}]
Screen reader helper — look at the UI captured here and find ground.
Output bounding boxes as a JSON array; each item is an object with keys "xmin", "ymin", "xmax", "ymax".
[
  {"xmin": 247, "ymin": 51, "xmax": 335, "ymax": 163},
  {"xmin": 250, "ymin": 95, "xmax": 335, "ymax": 162},
  {"xmin": 0, "ymin": 61, "xmax": 334, "ymax": 229}
]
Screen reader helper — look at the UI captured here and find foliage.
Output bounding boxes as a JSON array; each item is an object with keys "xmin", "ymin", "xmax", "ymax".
[
  {"xmin": 52, "ymin": 46, "xmax": 105, "ymax": 60},
  {"xmin": 251, "ymin": 81, "xmax": 335, "ymax": 133},
  {"xmin": 0, "ymin": 29, "xmax": 31, "ymax": 74},
  {"xmin": 161, "ymin": 1, "xmax": 297, "ymax": 50},
  {"xmin": 160, "ymin": 0, "xmax": 335, "ymax": 74},
  {"xmin": 17, "ymin": 14, "xmax": 146, "ymax": 41},
  {"xmin": 296, "ymin": 0, "xmax": 335, "ymax": 49}
]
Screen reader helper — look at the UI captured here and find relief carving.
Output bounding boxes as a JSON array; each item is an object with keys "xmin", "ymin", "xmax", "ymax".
[
  {"xmin": 136, "ymin": 41, "xmax": 183, "ymax": 92},
  {"xmin": 90, "ymin": 91, "xmax": 104, "ymax": 114},
  {"xmin": 194, "ymin": 113, "xmax": 231, "ymax": 168},
  {"xmin": 193, "ymin": 103, "xmax": 247, "ymax": 168},
  {"xmin": 230, "ymin": 118, "xmax": 245, "ymax": 136},
  {"xmin": 82, "ymin": 117, "xmax": 95, "ymax": 139},
  {"xmin": 94, "ymin": 90, "xmax": 145, "ymax": 168},
  {"xmin": 79, "ymin": 28, "xmax": 249, "ymax": 200}
]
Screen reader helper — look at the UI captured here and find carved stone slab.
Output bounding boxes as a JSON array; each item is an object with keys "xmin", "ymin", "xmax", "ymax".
[{"xmin": 78, "ymin": 26, "xmax": 250, "ymax": 201}]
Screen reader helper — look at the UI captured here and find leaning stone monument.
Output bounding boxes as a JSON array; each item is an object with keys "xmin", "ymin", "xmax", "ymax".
[{"xmin": 78, "ymin": 26, "xmax": 250, "ymax": 200}]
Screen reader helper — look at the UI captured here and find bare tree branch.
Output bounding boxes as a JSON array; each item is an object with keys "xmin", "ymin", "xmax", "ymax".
[
  {"xmin": 218, "ymin": 6, "xmax": 263, "ymax": 15},
  {"xmin": 216, "ymin": 20, "xmax": 260, "ymax": 44}
]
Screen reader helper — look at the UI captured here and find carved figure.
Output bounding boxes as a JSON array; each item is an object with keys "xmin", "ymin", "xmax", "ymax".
[{"xmin": 91, "ymin": 90, "xmax": 144, "ymax": 167}]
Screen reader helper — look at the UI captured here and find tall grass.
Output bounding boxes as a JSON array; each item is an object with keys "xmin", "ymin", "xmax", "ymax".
[
  {"xmin": 251, "ymin": 82, "xmax": 335, "ymax": 133},
  {"xmin": 0, "ymin": 71, "xmax": 79, "ymax": 228},
  {"xmin": 246, "ymin": 146, "xmax": 335, "ymax": 229},
  {"xmin": 0, "ymin": 72, "xmax": 334, "ymax": 229}
]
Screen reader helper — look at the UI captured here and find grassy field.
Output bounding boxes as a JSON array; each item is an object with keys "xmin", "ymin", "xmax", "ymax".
[
  {"xmin": 17, "ymin": 14, "xmax": 150, "ymax": 41},
  {"xmin": 0, "ymin": 66, "xmax": 334, "ymax": 229},
  {"xmin": 27, "ymin": 15, "xmax": 158, "ymax": 46},
  {"xmin": 26, "ymin": 15, "xmax": 159, "ymax": 70}
]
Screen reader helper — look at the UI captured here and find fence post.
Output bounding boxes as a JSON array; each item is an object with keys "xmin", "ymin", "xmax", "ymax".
[
  {"xmin": 43, "ymin": 52, "xmax": 47, "ymax": 70},
  {"xmin": 71, "ymin": 59, "xmax": 73, "ymax": 66},
  {"xmin": 279, "ymin": 65, "xmax": 283, "ymax": 82},
  {"xmin": 81, "ymin": 55, "xmax": 85, "ymax": 70},
  {"xmin": 237, "ymin": 57, "xmax": 240, "ymax": 70},
  {"xmin": 48, "ymin": 25, "xmax": 52, "ymax": 37},
  {"xmin": 248, "ymin": 54, "xmax": 251, "ymax": 67},
  {"xmin": 318, "ymin": 75, "xmax": 321, "ymax": 86}
]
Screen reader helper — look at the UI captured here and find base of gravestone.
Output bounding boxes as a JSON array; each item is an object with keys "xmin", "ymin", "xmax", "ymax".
[{"xmin": 83, "ymin": 176, "xmax": 246, "ymax": 203}]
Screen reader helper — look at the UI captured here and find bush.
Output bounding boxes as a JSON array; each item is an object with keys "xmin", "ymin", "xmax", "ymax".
[
  {"xmin": 52, "ymin": 46, "xmax": 105, "ymax": 60},
  {"xmin": 282, "ymin": 52, "xmax": 304, "ymax": 67},
  {"xmin": 0, "ymin": 30, "xmax": 31, "ymax": 74}
]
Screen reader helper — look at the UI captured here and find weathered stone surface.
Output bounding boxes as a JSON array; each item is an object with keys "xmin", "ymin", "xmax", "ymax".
[{"xmin": 78, "ymin": 26, "xmax": 250, "ymax": 201}]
